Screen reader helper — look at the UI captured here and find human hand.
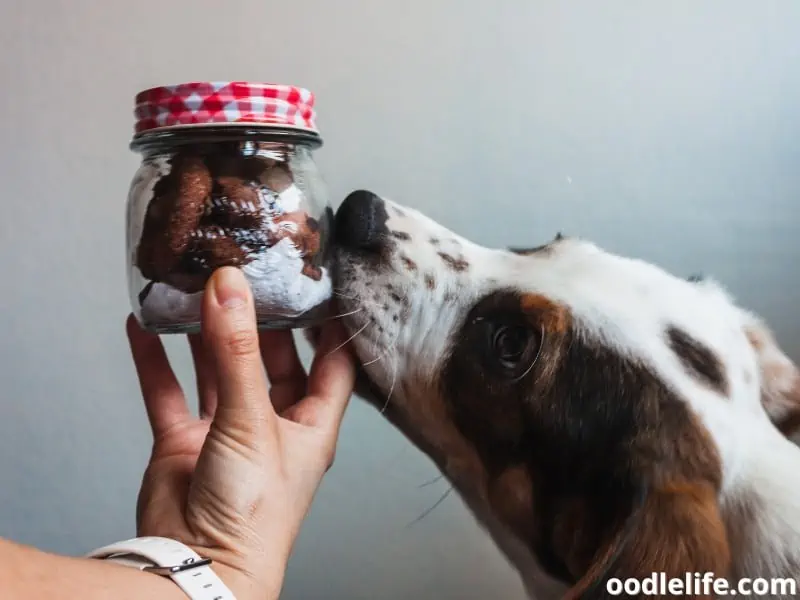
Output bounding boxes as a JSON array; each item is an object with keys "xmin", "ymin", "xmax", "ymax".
[{"xmin": 126, "ymin": 267, "xmax": 355, "ymax": 600}]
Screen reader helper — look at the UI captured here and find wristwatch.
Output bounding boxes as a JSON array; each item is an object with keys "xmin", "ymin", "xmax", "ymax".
[{"xmin": 86, "ymin": 536, "xmax": 237, "ymax": 600}]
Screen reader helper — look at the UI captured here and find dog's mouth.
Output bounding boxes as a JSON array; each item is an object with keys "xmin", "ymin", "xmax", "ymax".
[
  {"xmin": 329, "ymin": 190, "xmax": 413, "ymax": 408},
  {"xmin": 331, "ymin": 251, "xmax": 398, "ymax": 409},
  {"xmin": 329, "ymin": 189, "xmax": 497, "ymax": 418}
]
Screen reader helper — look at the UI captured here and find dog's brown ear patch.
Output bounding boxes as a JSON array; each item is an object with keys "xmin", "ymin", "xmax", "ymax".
[
  {"xmin": 566, "ymin": 481, "xmax": 731, "ymax": 599},
  {"xmin": 744, "ymin": 318, "xmax": 800, "ymax": 437},
  {"xmin": 509, "ymin": 233, "xmax": 565, "ymax": 256},
  {"xmin": 667, "ymin": 325, "xmax": 728, "ymax": 396}
]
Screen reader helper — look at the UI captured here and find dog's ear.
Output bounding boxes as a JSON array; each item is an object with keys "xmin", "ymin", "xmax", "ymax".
[
  {"xmin": 688, "ymin": 276, "xmax": 800, "ymax": 440},
  {"xmin": 565, "ymin": 481, "xmax": 731, "ymax": 599},
  {"xmin": 742, "ymin": 315, "xmax": 800, "ymax": 439}
]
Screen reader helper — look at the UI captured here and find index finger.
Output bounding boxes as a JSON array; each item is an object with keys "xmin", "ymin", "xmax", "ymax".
[{"xmin": 126, "ymin": 314, "xmax": 190, "ymax": 438}]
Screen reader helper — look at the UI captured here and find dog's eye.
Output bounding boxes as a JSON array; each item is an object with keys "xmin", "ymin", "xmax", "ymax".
[
  {"xmin": 478, "ymin": 319, "xmax": 538, "ymax": 378},
  {"xmin": 492, "ymin": 325, "xmax": 530, "ymax": 369}
]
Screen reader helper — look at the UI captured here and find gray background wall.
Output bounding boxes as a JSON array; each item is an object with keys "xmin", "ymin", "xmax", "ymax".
[{"xmin": 0, "ymin": 1, "xmax": 798, "ymax": 598}]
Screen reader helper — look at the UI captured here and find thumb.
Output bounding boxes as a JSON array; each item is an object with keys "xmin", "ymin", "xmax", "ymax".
[
  {"xmin": 202, "ymin": 267, "xmax": 275, "ymax": 434},
  {"xmin": 186, "ymin": 268, "xmax": 277, "ymax": 551}
]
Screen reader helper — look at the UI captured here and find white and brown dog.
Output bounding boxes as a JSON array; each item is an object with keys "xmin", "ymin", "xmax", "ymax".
[{"xmin": 327, "ymin": 190, "xmax": 800, "ymax": 599}]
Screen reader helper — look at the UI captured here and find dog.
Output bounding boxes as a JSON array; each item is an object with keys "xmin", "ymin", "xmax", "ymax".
[{"xmin": 323, "ymin": 189, "xmax": 800, "ymax": 599}]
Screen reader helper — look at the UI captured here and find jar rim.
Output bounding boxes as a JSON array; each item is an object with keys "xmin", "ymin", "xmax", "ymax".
[{"xmin": 130, "ymin": 124, "xmax": 323, "ymax": 154}]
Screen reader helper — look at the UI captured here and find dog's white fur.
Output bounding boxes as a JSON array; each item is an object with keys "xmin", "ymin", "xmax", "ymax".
[{"xmin": 336, "ymin": 198, "xmax": 800, "ymax": 599}]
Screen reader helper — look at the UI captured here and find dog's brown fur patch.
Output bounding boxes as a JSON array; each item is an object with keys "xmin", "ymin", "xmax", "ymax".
[
  {"xmin": 488, "ymin": 465, "xmax": 537, "ymax": 542},
  {"xmin": 521, "ymin": 294, "xmax": 570, "ymax": 334},
  {"xmin": 436, "ymin": 290, "xmax": 726, "ymax": 591},
  {"xmin": 438, "ymin": 252, "xmax": 469, "ymax": 272},
  {"xmin": 400, "ymin": 255, "xmax": 417, "ymax": 272}
]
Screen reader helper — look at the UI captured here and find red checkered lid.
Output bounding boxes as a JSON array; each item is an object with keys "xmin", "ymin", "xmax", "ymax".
[{"xmin": 133, "ymin": 81, "xmax": 319, "ymax": 136}]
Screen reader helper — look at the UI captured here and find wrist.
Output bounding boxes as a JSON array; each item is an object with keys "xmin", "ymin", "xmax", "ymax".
[
  {"xmin": 209, "ymin": 562, "xmax": 278, "ymax": 600},
  {"xmin": 87, "ymin": 536, "xmax": 285, "ymax": 600},
  {"xmin": 185, "ymin": 545, "xmax": 286, "ymax": 600}
]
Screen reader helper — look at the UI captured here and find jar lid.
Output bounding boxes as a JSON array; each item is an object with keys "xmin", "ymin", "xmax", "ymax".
[{"xmin": 133, "ymin": 81, "xmax": 319, "ymax": 136}]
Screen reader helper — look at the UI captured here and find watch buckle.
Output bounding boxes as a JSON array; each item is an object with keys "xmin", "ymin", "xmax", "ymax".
[{"xmin": 143, "ymin": 556, "xmax": 213, "ymax": 576}]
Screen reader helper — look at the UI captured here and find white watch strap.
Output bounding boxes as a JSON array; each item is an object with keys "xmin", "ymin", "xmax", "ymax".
[{"xmin": 86, "ymin": 536, "xmax": 237, "ymax": 600}]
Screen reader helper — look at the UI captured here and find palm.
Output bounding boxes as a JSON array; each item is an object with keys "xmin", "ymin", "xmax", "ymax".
[
  {"xmin": 131, "ymin": 322, "xmax": 351, "ymax": 547},
  {"xmin": 136, "ymin": 419, "xmax": 210, "ymax": 538},
  {"xmin": 126, "ymin": 269, "xmax": 355, "ymax": 600}
]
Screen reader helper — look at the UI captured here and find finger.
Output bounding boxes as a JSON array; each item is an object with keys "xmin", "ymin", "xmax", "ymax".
[
  {"xmin": 202, "ymin": 267, "xmax": 274, "ymax": 425},
  {"xmin": 126, "ymin": 314, "xmax": 190, "ymax": 438},
  {"xmin": 259, "ymin": 329, "xmax": 307, "ymax": 414},
  {"xmin": 188, "ymin": 333, "xmax": 218, "ymax": 419},
  {"xmin": 286, "ymin": 321, "xmax": 356, "ymax": 432}
]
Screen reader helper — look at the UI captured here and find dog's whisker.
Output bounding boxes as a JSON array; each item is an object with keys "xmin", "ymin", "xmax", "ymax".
[
  {"xmin": 331, "ymin": 290, "xmax": 384, "ymax": 311},
  {"xmin": 332, "ymin": 289, "xmax": 359, "ymax": 300},
  {"xmin": 406, "ymin": 487, "xmax": 454, "ymax": 528},
  {"xmin": 324, "ymin": 306, "xmax": 364, "ymax": 321},
  {"xmin": 362, "ymin": 336, "xmax": 396, "ymax": 367},
  {"xmin": 510, "ymin": 325, "xmax": 545, "ymax": 383},
  {"xmin": 361, "ymin": 353, "xmax": 385, "ymax": 367},
  {"xmin": 418, "ymin": 474, "xmax": 445, "ymax": 489},
  {"xmin": 380, "ymin": 347, "xmax": 399, "ymax": 415},
  {"xmin": 326, "ymin": 321, "xmax": 369, "ymax": 357},
  {"xmin": 332, "ymin": 288, "xmax": 374, "ymax": 302}
]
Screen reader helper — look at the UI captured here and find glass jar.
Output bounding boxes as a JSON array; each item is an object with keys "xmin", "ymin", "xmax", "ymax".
[{"xmin": 126, "ymin": 82, "xmax": 334, "ymax": 333}]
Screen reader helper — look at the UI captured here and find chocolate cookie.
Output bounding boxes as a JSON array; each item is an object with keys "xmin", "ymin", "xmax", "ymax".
[
  {"xmin": 269, "ymin": 212, "xmax": 321, "ymax": 256},
  {"xmin": 188, "ymin": 226, "xmax": 253, "ymax": 268},
  {"xmin": 240, "ymin": 156, "xmax": 274, "ymax": 181},
  {"xmin": 204, "ymin": 152, "xmax": 241, "ymax": 178},
  {"xmin": 264, "ymin": 211, "xmax": 323, "ymax": 281},
  {"xmin": 166, "ymin": 226, "xmax": 256, "ymax": 294},
  {"xmin": 136, "ymin": 154, "xmax": 212, "ymax": 282},
  {"xmin": 207, "ymin": 176, "xmax": 265, "ymax": 229}
]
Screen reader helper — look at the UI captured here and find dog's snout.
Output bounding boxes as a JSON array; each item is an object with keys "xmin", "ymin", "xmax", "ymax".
[{"xmin": 335, "ymin": 189, "xmax": 389, "ymax": 252}]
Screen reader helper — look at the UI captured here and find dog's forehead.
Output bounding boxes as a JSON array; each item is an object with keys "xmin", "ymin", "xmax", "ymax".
[
  {"xmin": 472, "ymin": 242, "xmax": 720, "ymax": 336},
  {"xmin": 386, "ymin": 200, "xmax": 750, "ymax": 362},
  {"xmin": 488, "ymin": 241, "xmax": 767, "ymax": 462},
  {"xmin": 515, "ymin": 240, "xmax": 706, "ymax": 323},
  {"xmin": 517, "ymin": 241, "xmax": 748, "ymax": 356}
]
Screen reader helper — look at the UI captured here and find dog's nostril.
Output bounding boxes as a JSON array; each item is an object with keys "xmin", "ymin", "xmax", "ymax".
[{"xmin": 334, "ymin": 189, "xmax": 389, "ymax": 252}]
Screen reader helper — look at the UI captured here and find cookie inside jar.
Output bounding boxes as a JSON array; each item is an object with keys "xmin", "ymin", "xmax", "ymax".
[{"xmin": 131, "ymin": 140, "xmax": 334, "ymax": 331}]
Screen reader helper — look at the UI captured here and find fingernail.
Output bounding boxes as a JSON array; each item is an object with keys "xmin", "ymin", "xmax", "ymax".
[{"xmin": 212, "ymin": 268, "xmax": 248, "ymax": 309}]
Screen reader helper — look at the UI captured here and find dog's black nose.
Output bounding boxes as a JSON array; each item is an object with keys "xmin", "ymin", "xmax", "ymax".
[{"xmin": 334, "ymin": 189, "xmax": 389, "ymax": 252}]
